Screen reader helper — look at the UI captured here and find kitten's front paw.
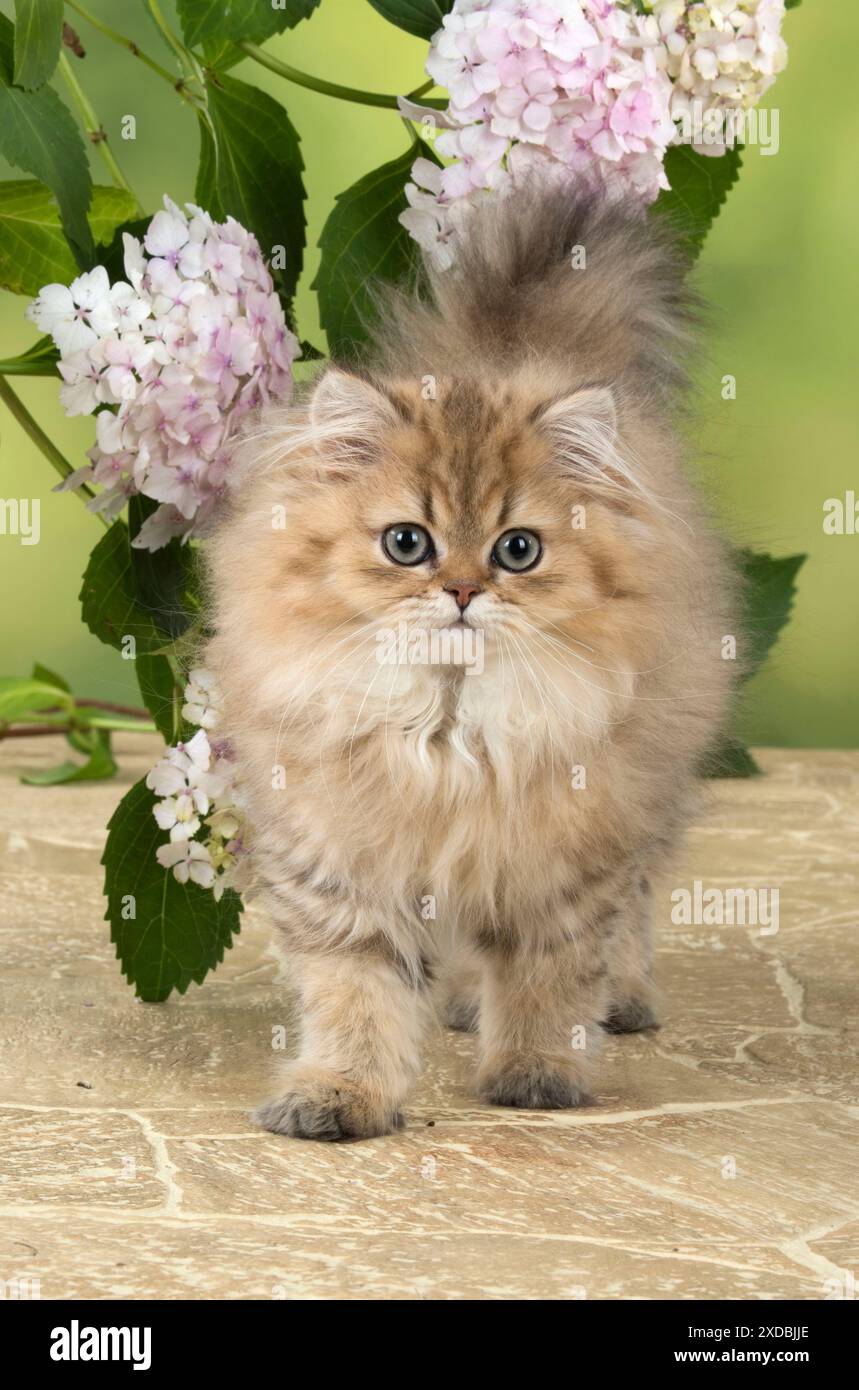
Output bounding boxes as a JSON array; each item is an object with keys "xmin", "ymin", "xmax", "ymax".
[
  {"xmin": 602, "ymin": 997, "xmax": 658, "ymax": 1034},
  {"xmin": 478, "ymin": 1056, "xmax": 589, "ymax": 1111},
  {"xmin": 253, "ymin": 1064, "xmax": 401, "ymax": 1142}
]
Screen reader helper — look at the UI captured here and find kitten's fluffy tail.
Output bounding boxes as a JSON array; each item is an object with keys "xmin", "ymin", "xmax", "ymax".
[{"xmin": 375, "ymin": 180, "xmax": 698, "ymax": 402}]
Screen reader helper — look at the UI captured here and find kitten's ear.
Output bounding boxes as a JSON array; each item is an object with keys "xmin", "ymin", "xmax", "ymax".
[
  {"xmin": 309, "ymin": 367, "xmax": 399, "ymax": 471},
  {"xmin": 537, "ymin": 385, "xmax": 620, "ymax": 481},
  {"xmin": 539, "ymin": 385, "xmax": 652, "ymax": 508}
]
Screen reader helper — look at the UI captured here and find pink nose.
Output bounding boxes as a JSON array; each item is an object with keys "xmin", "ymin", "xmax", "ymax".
[{"xmin": 443, "ymin": 581, "xmax": 482, "ymax": 611}]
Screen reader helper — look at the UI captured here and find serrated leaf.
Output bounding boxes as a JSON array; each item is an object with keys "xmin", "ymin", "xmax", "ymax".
[
  {"xmin": 135, "ymin": 652, "xmax": 177, "ymax": 743},
  {"xmin": 22, "ymin": 728, "xmax": 117, "ymax": 785},
  {"xmin": 0, "ymin": 180, "xmax": 138, "ymax": 296},
  {"xmin": 79, "ymin": 519, "xmax": 194, "ymax": 741},
  {"xmin": 366, "ymin": 0, "xmax": 452, "ymax": 40},
  {"xmin": 0, "ymin": 14, "xmax": 92, "ymax": 264},
  {"xmin": 298, "ymin": 337, "xmax": 325, "ymax": 362},
  {"xmin": 13, "ymin": 0, "xmax": 63, "ymax": 90},
  {"xmin": 699, "ymin": 737, "xmax": 762, "ymax": 780},
  {"xmin": 701, "ymin": 549, "xmax": 807, "ymax": 779},
  {"xmin": 736, "ymin": 548, "xmax": 806, "ymax": 679},
  {"xmin": 79, "ymin": 521, "xmax": 163, "ymax": 656},
  {"xmin": 314, "ymin": 141, "xmax": 436, "ymax": 359},
  {"xmin": 128, "ymin": 495, "xmax": 199, "ymax": 643},
  {"xmin": 653, "ymin": 144, "xmax": 742, "ymax": 259},
  {"xmin": 178, "ymin": 0, "xmax": 319, "ymax": 49},
  {"xmin": 103, "ymin": 776, "xmax": 243, "ymax": 1001},
  {"xmin": 196, "ymin": 70, "xmax": 305, "ymax": 306}
]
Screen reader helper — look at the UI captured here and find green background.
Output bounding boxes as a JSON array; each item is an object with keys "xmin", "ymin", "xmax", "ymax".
[{"xmin": 0, "ymin": 1, "xmax": 855, "ymax": 746}]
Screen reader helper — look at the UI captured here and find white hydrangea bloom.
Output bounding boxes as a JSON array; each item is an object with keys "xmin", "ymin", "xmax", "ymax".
[{"xmin": 146, "ymin": 673, "xmax": 246, "ymax": 898}]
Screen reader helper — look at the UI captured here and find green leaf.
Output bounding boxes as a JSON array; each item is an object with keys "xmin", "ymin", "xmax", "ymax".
[
  {"xmin": 103, "ymin": 777, "xmax": 243, "ymax": 1001},
  {"xmin": 135, "ymin": 652, "xmax": 177, "ymax": 743},
  {"xmin": 79, "ymin": 521, "xmax": 163, "ymax": 656},
  {"xmin": 30, "ymin": 661, "xmax": 70, "ymax": 691},
  {"xmin": 314, "ymin": 141, "xmax": 436, "ymax": 359},
  {"xmin": 297, "ymin": 337, "xmax": 325, "ymax": 362},
  {"xmin": 13, "ymin": 0, "xmax": 63, "ymax": 90},
  {"xmin": 178, "ymin": 0, "xmax": 319, "ymax": 48},
  {"xmin": 736, "ymin": 548, "xmax": 806, "ymax": 680},
  {"xmin": 702, "ymin": 549, "xmax": 806, "ymax": 779},
  {"xmin": 196, "ymin": 70, "xmax": 305, "ymax": 306},
  {"xmin": 0, "ymin": 332, "xmax": 59, "ymax": 375},
  {"xmin": 652, "ymin": 144, "xmax": 742, "ymax": 260},
  {"xmin": 0, "ymin": 675, "xmax": 72, "ymax": 722},
  {"xmin": 128, "ymin": 495, "xmax": 199, "ymax": 643},
  {"xmin": 22, "ymin": 728, "xmax": 118, "ymax": 785},
  {"xmin": 79, "ymin": 520, "xmax": 193, "ymax": 741},
  {"xmin": 366, "ymin": 0, "xmax": 452, "ymax": 40},
  {"xmin": 0, "ymin": 15, "xmax": 92, "ymax": 264},
  {"xmin": 699, "ymin": 737, "xmax": 762, "ymax": 780},
  {"xmin": 0, "ymin": 180, "xmax": 138, "ymax": 296}
]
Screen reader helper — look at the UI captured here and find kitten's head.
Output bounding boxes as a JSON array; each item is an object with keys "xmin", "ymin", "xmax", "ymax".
[{"xmin": 243, "ymin": 366, "xmax": 668, "ymax": 664}]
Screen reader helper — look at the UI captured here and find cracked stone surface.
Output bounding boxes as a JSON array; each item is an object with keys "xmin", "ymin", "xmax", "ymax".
[{"xmin": 0, "ymin": 736, "xmax": 857, "ymax": 1301}]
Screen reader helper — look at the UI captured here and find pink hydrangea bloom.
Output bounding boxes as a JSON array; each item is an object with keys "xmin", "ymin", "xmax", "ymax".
[
  {"xmin": 402, "ymin": 0, "xmax": 788, "ymax": 265},
  {"xmin": 28, "ymin": 197, "xmax": 299, "ymax": 549}
]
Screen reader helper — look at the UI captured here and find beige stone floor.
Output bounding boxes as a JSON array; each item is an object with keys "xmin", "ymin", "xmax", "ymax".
[{"xmin": 0, "ymin": 734, "xmax": 857, "ymax": 1301}]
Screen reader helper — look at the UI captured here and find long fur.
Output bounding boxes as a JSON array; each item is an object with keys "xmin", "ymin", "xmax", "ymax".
[{"xmin": 204, "ymin": 181, "xmax": 737, "ymax": 1140}]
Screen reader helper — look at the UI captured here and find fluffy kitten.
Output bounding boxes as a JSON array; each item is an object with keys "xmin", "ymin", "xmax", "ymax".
[{"xmin": 204, "ymin": 184, "xmax": 736, "ymax": 1140}]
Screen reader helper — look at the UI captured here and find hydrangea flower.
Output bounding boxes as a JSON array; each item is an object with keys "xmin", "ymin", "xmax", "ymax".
[
  {"xmin": 28, "ymin": 197, "xmax": 299, "ymax": 549},
  {"xmin": 641, "ymin": 1, "xmax": 788, "ymax": 152},
  {"xmin": 146, "ymin": 672, "xmax": 245, "ymax": 900},
  {"xmin": 401, "ymin": 0, "xmax": 788, "ymax": 265}
]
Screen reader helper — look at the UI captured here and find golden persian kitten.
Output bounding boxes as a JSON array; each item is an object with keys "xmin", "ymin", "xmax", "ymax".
[{"xmin": 205, "ymin": 184, "xmax": 736, "ymax": 1140}]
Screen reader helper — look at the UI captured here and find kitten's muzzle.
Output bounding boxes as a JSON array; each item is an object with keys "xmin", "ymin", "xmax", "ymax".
[{"xmin": 443, "ymin": 580, "xmax": 482, "ymax": 612}]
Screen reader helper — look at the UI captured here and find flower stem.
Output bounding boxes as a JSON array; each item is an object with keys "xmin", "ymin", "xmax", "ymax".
[
  {"xmin": 238, "ymin": 42, "xmax": 446, "ymax": 110},
  {"xmin": 0, "ymin": 376, "xmax": 107, "ymax": 524},
  {"xmin": 146, "ymin": 0, "xmax": 205, "ymax": 97},
  {"xmin": 63, "ymin": 0, "xmax": 180, "ymax": 88},
  {"xmin": 58, "ymin": 52, "xmax": 142, "ymax": 210},
  {"xmin": 0, "ymin": 717, "xmax": 157, "ymax": 739},
  {"xmin": 0, "ymin": 357, "xmax": 58, "ymax": 377},
  {"xmin": 79, "ymin": 699, "xmax": 151, "ymax": 719}
]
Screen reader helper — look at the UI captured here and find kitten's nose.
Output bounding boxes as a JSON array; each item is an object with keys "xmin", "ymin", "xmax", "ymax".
[{"xmin": 443, "ymin": 580, "xmax": 482, "ymax": 611}]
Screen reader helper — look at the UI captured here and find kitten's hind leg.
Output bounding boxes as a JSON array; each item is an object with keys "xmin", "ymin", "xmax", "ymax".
[
  {"xmin": 602, "ymin": 873, "xmax": 659, "ymax": 1034},
  {"xmin": 434, "ymin": 938, "xmax": 481, "ymax": 1033}
]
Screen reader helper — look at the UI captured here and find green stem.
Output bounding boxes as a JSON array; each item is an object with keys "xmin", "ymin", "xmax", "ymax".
[
  {"xmin": 86, "ymin": 714, "xmax": 158, "ymax": 733},
  {"xmin": 238, "ymin": 41, "xmax": 447, "ymax": 110},
  {"xmin": 58, "ymin": 52, "xmax": 142, "ymax": 209},
  {"xmin": 79, "ymin": 699, "xmax": 151, "ymax": 719},
  {"xmin": 0, "ymin": 357, "xmax": 59, "ymax": 377},
  {"xmin": 64, "ymin": 0, "xmax": 179, "ymax": 88},
  {"xmin": 0, "ymin": 717, "xmax": 157, "ymax": 738},
  {"xmin": 0, "ymin": 377, "xmax": 107, "ymax": 524},
  {"xmin": 147, "ymin": 0, "xmax": 205, "ymax": 95}
]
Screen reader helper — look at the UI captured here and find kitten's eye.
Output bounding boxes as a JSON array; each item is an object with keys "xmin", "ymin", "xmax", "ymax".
[
  {"xmin": 492, "ymin": 528, "xmax": 542, "ymax": 573},
  {"xmin": 382, "ymin": 523, "xmax": 434, "ymax": 567}
]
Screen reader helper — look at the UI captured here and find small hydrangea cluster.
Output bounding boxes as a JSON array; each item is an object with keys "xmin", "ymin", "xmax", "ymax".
[
  {"xmin": 642, "ymin": 1, "xmax": 787, "ymax": 139},
  {"xmin": 28, "ymin": 197, "xmax": 298, "ymax": 550},
  {"xmin": 145, "ymin": 669, "xmax": 245, "ymax": 899},
  {"xmin": 401, "ymin": 0, "xmax": 787, "ymax": 267}
]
